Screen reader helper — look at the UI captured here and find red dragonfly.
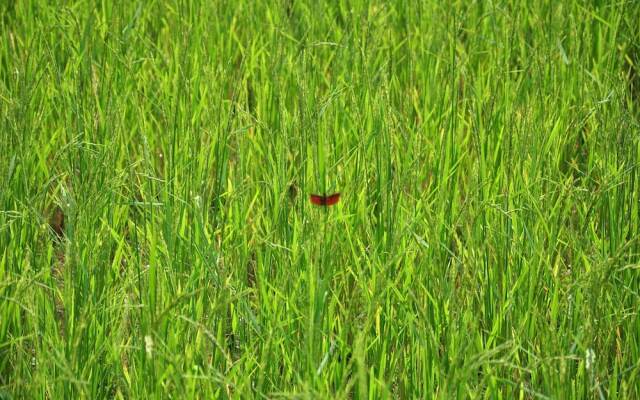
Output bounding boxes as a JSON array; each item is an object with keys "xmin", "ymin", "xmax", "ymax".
[{"xmin": 309, "ymin": 192, "xmax": 341, "ymax": 206}]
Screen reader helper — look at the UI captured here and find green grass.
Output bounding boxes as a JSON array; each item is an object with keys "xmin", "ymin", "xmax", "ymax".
[{"xmin": 1, "ymin": 1, "xmax": 639, "ymax": 398}]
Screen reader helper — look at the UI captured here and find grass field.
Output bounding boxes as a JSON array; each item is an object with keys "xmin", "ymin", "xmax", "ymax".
[{"xmin": 1, "ymin": 1, "xmax": 640, "ymax": 398}]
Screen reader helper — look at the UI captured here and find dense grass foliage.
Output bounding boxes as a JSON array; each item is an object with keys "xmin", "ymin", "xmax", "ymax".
[{"xmin": 1, "ymin": 1, "xmax": 639, "ymax": 398}]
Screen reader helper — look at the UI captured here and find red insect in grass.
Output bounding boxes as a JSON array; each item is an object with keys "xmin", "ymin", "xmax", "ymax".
[{"xmin": 309, "ymin": 193, "xmax": 341, "ymax": 206}]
